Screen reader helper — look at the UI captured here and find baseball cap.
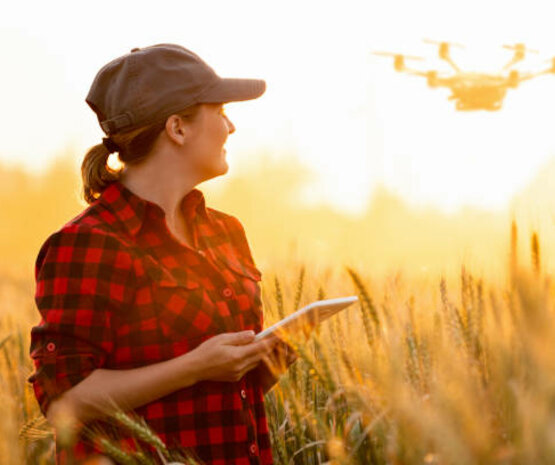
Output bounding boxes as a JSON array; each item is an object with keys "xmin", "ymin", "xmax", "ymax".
[{"xmin": 86, "ymin": 43, "xmax": 266, "ymax": 136}]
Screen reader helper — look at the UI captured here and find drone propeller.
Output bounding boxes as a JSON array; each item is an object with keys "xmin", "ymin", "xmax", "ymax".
[
  {"xmin": 422, "ymin": 39, "xmax": 463, "ymax": 72},
  {"xmin": 423, "ymin": 38, "xmax": 465, "ymax": 49},
  {"xmin": 372, "ymin": 51, "xmax": 424, "ymax": 60},
  {"xmin": 503, "ymin": 43, "xmax": 539, "ymax": 70},
  {"xmin": 372, "ymin": 51, "xmax": 424, "ymax": 72},
  {"xmin": 503, "ymin": 43, "xmax": 538, "ymax": 54}
]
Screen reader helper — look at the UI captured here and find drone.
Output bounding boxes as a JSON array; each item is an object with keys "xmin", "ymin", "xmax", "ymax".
[{"xmin": 373, "ymin": 39, "xmax": 555, "ymax": 111}]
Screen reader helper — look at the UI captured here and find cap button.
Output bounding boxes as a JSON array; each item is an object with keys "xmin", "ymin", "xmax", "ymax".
[{"xmin": 130, "ymin": 47, "xmax": 140, "ymax": 53}]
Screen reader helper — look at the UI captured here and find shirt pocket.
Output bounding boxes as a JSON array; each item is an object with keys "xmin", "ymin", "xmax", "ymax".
[{"xmin": 144, "ymin": 259, "xmax": 233, "ymax": 347}]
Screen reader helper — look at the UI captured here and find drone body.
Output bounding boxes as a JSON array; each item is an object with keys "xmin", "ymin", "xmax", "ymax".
[
  {"xmin": 443, "ymin": 73, "xmax": 509, "ymax": 111},
  {"xmin": 374, "ymin": 41, "xmax": 555, "ymax": 111}
]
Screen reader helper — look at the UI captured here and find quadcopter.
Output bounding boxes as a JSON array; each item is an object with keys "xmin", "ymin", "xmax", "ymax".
[{"xmin": 373, "ymin": 40, "xmax": 555, "ymax": 111}]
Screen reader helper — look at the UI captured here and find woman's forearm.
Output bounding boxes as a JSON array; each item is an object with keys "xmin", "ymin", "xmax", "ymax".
[{"xmin": 47, "ymin": 350, "xmax": 201, "ymax": 426}]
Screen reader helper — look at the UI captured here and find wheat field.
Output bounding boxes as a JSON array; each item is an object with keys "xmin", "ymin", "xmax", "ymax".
[
  {"xmin": 2, "ymin": 221, "xmax": 554, "ymax": 464},
  {"xmin": 2, "ymin": 154, "xmax": 555, "ymax": 464}
]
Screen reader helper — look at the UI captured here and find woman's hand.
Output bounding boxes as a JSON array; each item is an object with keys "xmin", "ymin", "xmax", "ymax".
[
  {"xmin": 190, "ymin": 331, "xmax": 279, "ymax": 383},
  {"xmin": 254, "ymin": 337, "xmax": 299, "ymax": 393},
  {"xmin": 261, "ymin": 338, "xmax": 298, "ymax": 372}
]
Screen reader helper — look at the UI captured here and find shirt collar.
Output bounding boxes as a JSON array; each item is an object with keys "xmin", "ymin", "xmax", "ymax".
[{"xmin": 99, "ymin": 180, "xmax": 208, "ymax": 237}]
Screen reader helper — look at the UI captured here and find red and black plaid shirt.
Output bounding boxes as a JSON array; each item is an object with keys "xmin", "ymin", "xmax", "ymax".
[{"xmin": 28, "ymin": 180, "xmax": 274, "ymax": 464}]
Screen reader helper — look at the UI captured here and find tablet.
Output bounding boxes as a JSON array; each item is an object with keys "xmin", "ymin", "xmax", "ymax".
[{"xmin": 255, "ymin": 295, "xmax": 359, "ymax": 341}]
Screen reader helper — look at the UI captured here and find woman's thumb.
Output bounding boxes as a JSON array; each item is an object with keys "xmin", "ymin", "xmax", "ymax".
[{"xmin": 227, "ymin": 330, "xmax": 256, "ymax": 345}]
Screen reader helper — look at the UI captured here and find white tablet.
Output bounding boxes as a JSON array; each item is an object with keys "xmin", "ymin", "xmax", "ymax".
[{"xmin": 255, "ymin": 296, "xmax": 359, "ymax": 341}]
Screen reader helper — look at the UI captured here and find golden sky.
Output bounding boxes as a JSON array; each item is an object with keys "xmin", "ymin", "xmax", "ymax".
[{"xmin": 2, "ymin": 0, "xmax": 555, "ymax": 215}]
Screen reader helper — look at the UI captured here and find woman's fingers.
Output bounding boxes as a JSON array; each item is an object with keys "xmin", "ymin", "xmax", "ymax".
[
  {"xmin": 208, "ymin": 331, "xmax": 295, "ymax": 382},
  {"xmin": 240, "ymin": 360, "xmax": 261, "ymax": 377},
  {"xmin": 219, "ymin": 330, "xmax": 256, "ymax": 346},
  {"xmin": 240, "ymin": 344, "xmax": 276, "ymax": 369},
  {"xmin": 225, "ymin": 334, "xmax": 299, "ymax": 381},
  {"xmin": 237, "ymin": 337, "xmax": 278, "ymax": 359}
]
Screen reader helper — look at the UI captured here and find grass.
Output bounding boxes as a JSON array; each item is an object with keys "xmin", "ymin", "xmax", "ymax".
[{"xmin": 4, "ymin": 221, "xmax": 555, "ymax": 464}]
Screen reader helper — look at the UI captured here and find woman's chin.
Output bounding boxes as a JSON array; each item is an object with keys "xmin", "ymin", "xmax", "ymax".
[{"xmin": 215, "ymin": 159, "xmax": 229, "ymax": 177}]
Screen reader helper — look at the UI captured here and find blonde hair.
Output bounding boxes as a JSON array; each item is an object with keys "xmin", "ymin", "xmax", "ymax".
[{"xmin": 81, "ymin": 104, "xmax": 202, "ymax": 204}]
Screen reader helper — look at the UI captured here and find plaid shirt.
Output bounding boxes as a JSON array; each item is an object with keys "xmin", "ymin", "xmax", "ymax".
[{"xmin": 28, "ymin": 180, "xmax": 274, "ymax": 465}]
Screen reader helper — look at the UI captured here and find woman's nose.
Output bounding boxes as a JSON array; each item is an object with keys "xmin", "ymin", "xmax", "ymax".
[{"xmin": 226, "ymin": 115, "xmax": 235, "ymax": 134}]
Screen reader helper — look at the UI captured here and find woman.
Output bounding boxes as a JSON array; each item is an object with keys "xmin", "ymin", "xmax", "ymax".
[{"xmin": 28, "ymin": 43, "xmax": 296, "ymax": 464}]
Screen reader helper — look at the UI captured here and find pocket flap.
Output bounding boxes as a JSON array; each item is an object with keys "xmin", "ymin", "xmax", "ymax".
[
  {"xmin": 214, "ymin": 252, "xmax": 262, "ymax": 282},
  {"xmin": 143, "ymin": 258, "xmax": 200, "ymax": 290}
]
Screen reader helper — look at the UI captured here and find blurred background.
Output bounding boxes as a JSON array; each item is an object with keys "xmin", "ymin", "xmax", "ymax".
[{"xmin": 3, "ymin": 0, "xmax": 555, "ymax": 283}]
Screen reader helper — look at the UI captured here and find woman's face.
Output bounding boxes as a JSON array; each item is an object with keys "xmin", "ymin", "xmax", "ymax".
[{"xmin": 186, "ymin": 102, "xmax": 235, "ymax": 180}]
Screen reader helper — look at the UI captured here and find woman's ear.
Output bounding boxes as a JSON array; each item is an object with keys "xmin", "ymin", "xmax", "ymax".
[{"xmin": 164, "ymin": 114, "xmax": 188, "ymax": 146}]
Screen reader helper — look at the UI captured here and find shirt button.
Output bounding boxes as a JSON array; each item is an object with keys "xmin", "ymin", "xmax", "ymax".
[
  {"xmin": 240, "ymin": 389, "xmax": 247, "ymax": 399},
  {"xmin": 249, "ymin": 443, "xmax": 258, "ymax": 455},
  {"xmin": 221, "ymin": 287, "xmax": 234, "ymax": 298},
  {"xmin": 46, "ymin": 342, "xmax": 56, "ymax": 352}
]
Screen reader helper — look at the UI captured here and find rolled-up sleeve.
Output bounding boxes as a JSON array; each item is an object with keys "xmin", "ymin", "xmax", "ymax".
[{"xmin": 27, "ymin": 225, "xmax": 134, "ymax": 417}]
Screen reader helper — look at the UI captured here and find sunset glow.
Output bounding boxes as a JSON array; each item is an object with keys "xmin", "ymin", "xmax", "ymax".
[{"xmin": 3, "ymin": 0, "xmax": 555, "ymax": 216}]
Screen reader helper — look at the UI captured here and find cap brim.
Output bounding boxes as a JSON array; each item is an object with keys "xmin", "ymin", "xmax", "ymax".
[{"xmin": 197, "ymin": 78, "xmax": 266, "ymax": 103}]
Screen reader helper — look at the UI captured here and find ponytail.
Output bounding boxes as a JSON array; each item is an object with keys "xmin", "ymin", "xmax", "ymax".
[{"xmin": 81, "ymin": 143, "xmax": 121, "ymax": 204}]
